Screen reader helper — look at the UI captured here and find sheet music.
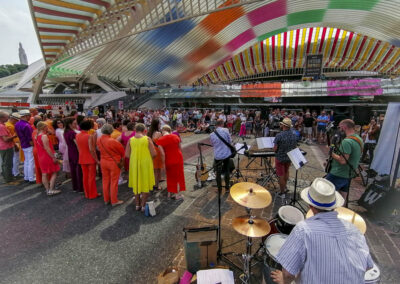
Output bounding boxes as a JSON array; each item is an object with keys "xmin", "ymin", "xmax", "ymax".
[
  {"xmin": 235, "ymin": 143, "xmax": 251, "ymax": 155},
  {"xmin": 197, "ymin": 269, "xmax": 234, "ymax": 284},
  {"xmin": 256, "ymin": 137, "xmax": 275, "ymax": 149},
  {"xmin": 287, "ymin": 148, "xmax": 307, "ymax": 170}
]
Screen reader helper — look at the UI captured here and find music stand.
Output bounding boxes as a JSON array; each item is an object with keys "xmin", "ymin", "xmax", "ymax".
[
  {"xmin": 231, "ymin": 143, "xmax": 250, "ymax": 182},
  {"xmin": 287, "ymin": 148, "xmax": 307, "ymax": 213}
]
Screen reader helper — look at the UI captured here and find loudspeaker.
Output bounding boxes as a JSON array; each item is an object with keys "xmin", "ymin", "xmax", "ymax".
[
  {"xmin": 77, "ymin": 103, "xmax": 83, "ymax": 112},
  {"xmin": 353, "ymin": 106, "xmax": 372, "ymax": 126},
  {"xmin": 98, "ymin": 105, "xmax": 104, "ymax": 114},
  {"xmin": 224, "ymin": 105, "xmax": 231, "ymax": 115}
]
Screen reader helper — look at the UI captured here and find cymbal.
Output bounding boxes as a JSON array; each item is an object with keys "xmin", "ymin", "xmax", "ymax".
[
  {"xmin": 230, "ymin": 182, "xmax": 272, "ymax": 209},
  {"xmin": 306, "ymin": 207, "xmax": 366, "ymax": 234},
  {"xmin": 232, "ymin": 216, "xmax": 271, "ymax": 237}
]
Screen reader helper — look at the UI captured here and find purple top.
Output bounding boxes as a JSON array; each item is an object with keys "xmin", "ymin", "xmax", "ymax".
[
  {"xmin": 15, "ymin": 120, "xmax": 33, "ymax": 149},
  {"xmin": 64, "ymin": 129, "xmax": 79, "ymax": 161},
  {"xmin": 121, "ymin": 131, "xmax": 135, "ymax": 148}
]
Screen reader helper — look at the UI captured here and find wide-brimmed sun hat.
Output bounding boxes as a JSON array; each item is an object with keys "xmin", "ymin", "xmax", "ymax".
[
  {"xmin": 11, "ymin": 113, "xmax": 21, "ymax": 120},
  {"xmin": 280, "ymin": 117, "xmax": 292, "ymax": 128},
  {"xmin": 19, "ymin": 109, "xmax": 30, "ymax": 116},
  {"xmin": 300, "ymin": 178, "xmax": 344, "ymax": 210}
]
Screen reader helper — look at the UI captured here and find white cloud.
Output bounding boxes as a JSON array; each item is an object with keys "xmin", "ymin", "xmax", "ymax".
[{"xmin": 0, "ymin": 1, "xmax": 42, "ymax": 65}]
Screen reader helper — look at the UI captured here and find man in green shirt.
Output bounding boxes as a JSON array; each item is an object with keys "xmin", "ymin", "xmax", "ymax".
[{"xmin": 326, "ymin": 119, "xmax": 363, "ymax": 199}]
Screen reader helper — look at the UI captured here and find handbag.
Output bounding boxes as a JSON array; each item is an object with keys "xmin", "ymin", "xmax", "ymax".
[
  {"xmin": 214, "ymin": 129, "xmax": 236, "ymax": 158},
  {"xmin": 100, "ymin": 139, "xmax": 124, "ymax": 169}
]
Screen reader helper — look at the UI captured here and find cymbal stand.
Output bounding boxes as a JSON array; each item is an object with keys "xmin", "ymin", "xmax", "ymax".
[{"xmin": 239, "ymin": 208, "xmax": 255, "ymax": 284}]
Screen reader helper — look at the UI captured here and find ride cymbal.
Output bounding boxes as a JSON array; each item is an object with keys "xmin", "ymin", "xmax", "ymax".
[
  {"xmin": 230, "ymin": 182, "xmax": 272, "ymax": 209},
  {"xmin": 306, "ymin": 207, "xmax": 366, "ymax": 234},
  {"xmin": 232, "ymin": 216, "xmax": 271, "ymax": 237}
]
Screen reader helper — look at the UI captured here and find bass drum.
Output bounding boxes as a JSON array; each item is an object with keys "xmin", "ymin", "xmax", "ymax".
[{"xmin": 275, "ymin": 205, "xmax": 304, "ymax": 234}]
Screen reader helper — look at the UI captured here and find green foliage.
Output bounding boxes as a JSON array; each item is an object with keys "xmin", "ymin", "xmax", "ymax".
[{"xmin": 0, "ymin": 64, "xmax": 28, "ymax": 78}]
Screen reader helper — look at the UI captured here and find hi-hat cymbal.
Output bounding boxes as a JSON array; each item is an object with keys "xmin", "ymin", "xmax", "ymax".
[
  {"xmin": 232, "ymin": 216, "xmax": 271, "ymax": 237},
  {"xmin": 306, "ymin": 207, "xmax": 366, "ymax": 234},
  {"xmin": 230, "ymin": 182, "xmax": 272, "ymax": 209}
]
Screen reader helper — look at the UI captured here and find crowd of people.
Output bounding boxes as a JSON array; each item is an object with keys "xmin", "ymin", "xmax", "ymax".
[
  {"xmin": 0, "ymin": 104, "xmax": 381, "ymax": 283},
  {"xmin": 0, "ymin": 107, "xmax": 186, "ymax": 212}
]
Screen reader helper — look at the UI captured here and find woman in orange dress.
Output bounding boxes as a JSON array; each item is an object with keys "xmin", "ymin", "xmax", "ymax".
[
  {"xmin": 34, "ymin": 122, "xmax": 61, "ymax": 196},
  {"xmin": 157, "ymin": 125, "xmax": 185, "ymax": 200},
  {"xmin": 76, "ymin": 120, "xmax": 100, "ymax": 199},
  {"xmin": 148, "ymin": 118, "xmax": 165, "ymax": 191},
  {"xmin": 97, "ymin": 124, "xmax": 125, "ymax": 206}
]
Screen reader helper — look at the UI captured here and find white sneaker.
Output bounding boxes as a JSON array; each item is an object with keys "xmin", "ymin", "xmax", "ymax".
[
  {"xmin": 118, "ymin": 179, "xmax": 127, "ymax": 185},
  {"xmin": 277, "ymin": 192, "xmax": 286, "ymax": 199}
]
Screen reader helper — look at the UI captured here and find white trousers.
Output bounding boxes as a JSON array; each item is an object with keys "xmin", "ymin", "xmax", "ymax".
[
  {"xmin": 22, "ymin": 146, "xmax": 35, "ymax": 182},
  {"xmin": 12, "ymin": 150, "xmax": 20, "ymax": 176}
]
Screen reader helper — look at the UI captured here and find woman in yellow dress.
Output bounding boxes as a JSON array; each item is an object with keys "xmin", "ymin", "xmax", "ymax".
[{"xmin": 125, "ymin": 123, "xmax": 156, "ymax": 212}]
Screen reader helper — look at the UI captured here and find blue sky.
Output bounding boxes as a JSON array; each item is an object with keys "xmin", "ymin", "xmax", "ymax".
[{"xmin": 0, "ymin": 0, "xmax": 42, "ymax": 65}]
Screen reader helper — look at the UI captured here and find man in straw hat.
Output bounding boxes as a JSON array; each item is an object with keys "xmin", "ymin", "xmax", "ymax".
[
  {"xmin": 273, "ymin": 117, "xmax": 297, "ymax": 198},
  {"xmin": 270, "ymin": 178, "xmax": 373, "ymax": 284}
]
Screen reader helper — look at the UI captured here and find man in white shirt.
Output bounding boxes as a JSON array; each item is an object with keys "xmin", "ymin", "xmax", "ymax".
[{"xmin": 159, "ymin": 111, "xmax": 170, "ymax": 128}]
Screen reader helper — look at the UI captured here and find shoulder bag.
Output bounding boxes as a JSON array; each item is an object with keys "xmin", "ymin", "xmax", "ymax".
[
  {"xmin": 100, "ymin": 138, "xmax": 124, "ymax": 169},
  {"xmin": 214, "ymin": 129, "xmax": 236, "ymax": 159}
]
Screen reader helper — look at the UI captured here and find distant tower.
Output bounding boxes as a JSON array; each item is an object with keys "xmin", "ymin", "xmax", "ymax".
[{"xmin": 18, "ymin": 43, "xmax": 28, "ymax": 65}]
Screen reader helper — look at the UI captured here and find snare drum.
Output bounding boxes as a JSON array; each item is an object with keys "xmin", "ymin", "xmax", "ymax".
[
  {"xmin": 365, "ymin": 262, "xmax": 380, "ymax": 283},
  {"xmin": 264, "ymin": 233, "xmax": 288, "ymax": 270},
  {"xmin": 275, "ymin": 205, "xmax": 304, "ymax": 234}
]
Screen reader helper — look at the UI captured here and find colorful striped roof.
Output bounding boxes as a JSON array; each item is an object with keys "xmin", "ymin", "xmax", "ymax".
[
  {"xmin": 198, "ymin": 27, "xmax": 400, "ymax": 84},
  {"xmin": 30, "ymin": 0, "xmax": 400, "ymax": 83}
]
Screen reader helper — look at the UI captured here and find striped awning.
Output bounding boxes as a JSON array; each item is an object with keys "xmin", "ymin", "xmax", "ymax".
[
  {"xmin": 197, "ymin": 27, "xmax": 400, "ymax": 84},
  {"xmin": 30, "ymin": 0, "xmax": 111, "ymax": 64},
  {"xmin": 29, "ymin": 0, "xmax": 400, "ymax": 84}
]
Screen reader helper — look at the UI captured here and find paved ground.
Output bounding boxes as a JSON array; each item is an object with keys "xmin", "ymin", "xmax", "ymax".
[{"xmin": 0, "ymin": 133, "xmax": 399, "ymax": 283}]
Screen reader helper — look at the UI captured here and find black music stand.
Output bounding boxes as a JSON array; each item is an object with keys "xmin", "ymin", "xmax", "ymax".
[
  {"xmin": 231, "ymin": 143, "xmax": 248, "ymax": 182},
  {"xmin": 287, "ymin": 148, "xmax": 307, "ymax": 213}
]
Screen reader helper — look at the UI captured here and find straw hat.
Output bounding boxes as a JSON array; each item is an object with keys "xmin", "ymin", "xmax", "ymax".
[
  {"xmin": 10, "ymin": 113, "xmax": 20, "ymax": 120},
  {"xmin": 280, "ymin": 117, "xmax": 292, "ymax": 128},
  {"xmin": 300, "ymin": 178, "xmax": 344, "ymax": 210},
  {"xmin": 19, "ymin": 109, "xmax": 30, "ymax": 116}
]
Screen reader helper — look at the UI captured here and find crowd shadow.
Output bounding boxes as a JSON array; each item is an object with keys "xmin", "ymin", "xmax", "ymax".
[
  {"xmin": 0, "ymin": 180, "xmax": 110, "ymax": 278},
  {"xmin": 100, "ymin": 191, "xmax": 184, "ymax": 242}
]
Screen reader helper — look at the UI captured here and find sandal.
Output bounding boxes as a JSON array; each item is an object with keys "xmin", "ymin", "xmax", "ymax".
[
  {"xmin": 112, "ymin": 200, "xmax": 124, "ymax": 207},
  {"xmin": 141, "ymin": 206, "xmax": 146, "ymax": 213},
  {"xmin": 135, "ymin": 206, "xmax": 141, "ymax": 211},
  {"xmin": 47, "ymin": 189, "xmax": 61, "ymax": 196}
]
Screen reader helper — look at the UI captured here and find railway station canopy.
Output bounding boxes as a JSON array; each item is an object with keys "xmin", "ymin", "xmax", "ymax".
[{"xmin": 29, "ymin": 0, "xmax": 400, "ymax": 86}]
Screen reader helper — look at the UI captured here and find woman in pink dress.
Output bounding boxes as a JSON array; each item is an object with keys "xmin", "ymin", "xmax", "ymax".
[
  {"xmin": 35, "ymin": 121, "xmax": 61, "ymax": 196},
  {"xmin": 117, "ymin": 122, "xmax": 135, "ymax": 171}
]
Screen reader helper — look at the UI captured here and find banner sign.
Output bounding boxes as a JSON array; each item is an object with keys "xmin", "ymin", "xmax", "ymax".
[
  {"xmin": 304, "ymin": 54, "xmax": 323, "ymax": 77},
  {"xmin": 327, "ymin": 78, "xmax": 383, "ymax": 96},
  {"xmin": 0, "ymin": 102, "xmax": 30, "ymax": 107},
  {"xmin": 241, "ymin": 83, "xmax": 281, "ymax": 97}
]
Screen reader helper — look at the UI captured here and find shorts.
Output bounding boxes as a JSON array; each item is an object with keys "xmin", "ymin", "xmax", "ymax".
[
  {"xmin": 317, "ymin": 125, "xmax": 326, "ymax": 133},
  {"xmin": 304, "ymin": 127, "xmax": 312, "ymax": 135},
  {"xmin": 325, "ymin": 173, "xmax": 350, "ymax": 193},
  {"xmin": 275, "ymin": 159, "xmax": 291, "ymax": 177}
]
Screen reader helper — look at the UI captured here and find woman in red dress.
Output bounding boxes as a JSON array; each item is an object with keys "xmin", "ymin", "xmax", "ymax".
[
  {"xmin": 157, "ymin": 125, "xmax": 185, "ymax": 200},
  {"xmin": 34, "ymin": 122, "xmax": 61, "ymax": 196}
]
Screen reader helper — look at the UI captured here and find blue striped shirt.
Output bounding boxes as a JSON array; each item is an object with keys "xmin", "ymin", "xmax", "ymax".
[
  {"xmin": 276, "ymin": 211, "xmax": 373, "ymax": 284},
  {"xmin": 210, "ymin": 127, "xmax": 232, "ymax": 160}
]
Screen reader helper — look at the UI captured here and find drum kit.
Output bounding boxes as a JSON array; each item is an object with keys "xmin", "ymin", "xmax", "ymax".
[{"xmin": 226, "ymin": 182, "xmax": 379, "ymax": 284}]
